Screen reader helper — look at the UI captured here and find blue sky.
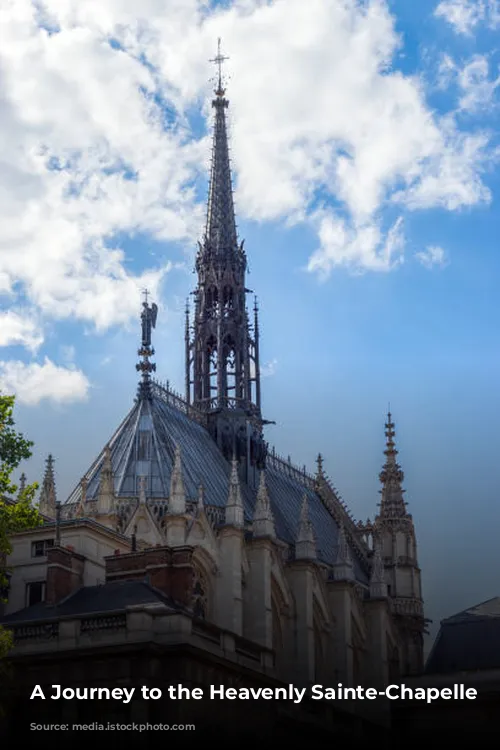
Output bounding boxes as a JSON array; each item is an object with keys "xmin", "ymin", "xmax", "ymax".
[{"xmin": 1, "ymin": 0, "xmax": 500, "ymax": 644}]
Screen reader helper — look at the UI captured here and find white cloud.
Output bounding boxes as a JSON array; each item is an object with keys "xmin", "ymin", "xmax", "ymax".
[
  {"xmin": 437, "ymin": 54, "xmax": 500, "ymax": 112},
  {"xmin": 435, "ymin": 0, "xmax": 500, "ymax": 35},
  {"xmin": 0, "ymin": 0, "xmax": 495, "ymax": 312},
  {"xmin": 0, "ymin": 310, "xmax": 43, "ymax": 352},
  {"xmin": 0, "ymin": 357, "xmax": 90, "ymax": 405},
  {"xmin": 458, "ymin": 56, "xmax": 500, "ymax": 112},
  {"xmin": 308, "ymin": 214, "xmax": 405, "ymax": 277},
  {"xmin": 415, "ymin": 245, "xmax": 448, "ymax": 269}
]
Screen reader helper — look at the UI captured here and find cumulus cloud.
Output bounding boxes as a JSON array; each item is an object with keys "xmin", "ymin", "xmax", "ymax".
[
  {"xmin": 415, "ymin": 245, "xmax": 448, "ymax": 269},
  {"xmin": 0, "ymin": 358, "xmax": 90, "ymax": 405},
  {"xmin": 0, "ymin": 311, "xmax": 43, "ymax": 352},
  {"xmin": 0, "ymin": 0, "xmax": 496, "ymax": 318},
  {"xmin": 435, "ymin": 0, "xmax": 500, "ymax": 35},
  {"xmin": 308, "ymin": 214, "xmax": 404, "ymax": 277}
]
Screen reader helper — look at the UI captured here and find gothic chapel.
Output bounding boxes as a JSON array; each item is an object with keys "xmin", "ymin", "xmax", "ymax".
[{"xmin": 9, "ymin": 44, "xmax": 425, "ymax": 692}]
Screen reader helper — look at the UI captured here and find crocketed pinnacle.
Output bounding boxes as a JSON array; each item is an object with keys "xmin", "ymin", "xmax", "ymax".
[
  {"xmin": 295, "ymin": 494, "xmax": 316, "ymax": 560},
  {"xmin": 39, "ymin": 454, "xmax": 56, "ymax": 517},
  {"xmin": 379, "ymin": 411, "xmax": 407, "ymax": 519},
  {"xmin": 333, "ymin": 522, "xmax": 354, "ymax": 581},
  {"xmin": 253, "ymin": 470, "xmax": 275, "ymax": 538},
  {"xmin": 97, "ymin": 444, "xmax": 115, "ymax": 515},
  {"xmin": 169, "ymin": 444, "xmax": 186, "ymax": 515},
  {"xmin": 225, "ymin": 456, "xmax": 244, "ymax": 528}
]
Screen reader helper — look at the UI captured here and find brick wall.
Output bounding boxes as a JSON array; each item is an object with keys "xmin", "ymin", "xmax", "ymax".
[
  {"xmin": 46, "ymin": 546, "xmax": 85, "ymax": 604},
  {"xmin": 104, "ymin": 545, "xmax": 194, "ymax": 605}
]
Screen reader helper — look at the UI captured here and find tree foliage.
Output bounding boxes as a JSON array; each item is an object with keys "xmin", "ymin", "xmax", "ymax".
[{"xmin": 0, "ymin": 394, "xmax": 43, "ymax": 659}]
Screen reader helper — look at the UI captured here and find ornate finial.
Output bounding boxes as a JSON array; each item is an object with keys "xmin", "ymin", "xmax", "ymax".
[
  {"xmin": 333, "ymin": 522, "xmax": 354, "ymax": 580},
  {"xmin": 316, "ymin": 453, "xmax": 324, "ymax": 478},
  {"xmin": 226, "ymin": 456, "xmax": 244, "ymax": 528},
  {"xmin": 253, "ymin": 470, "xmax": 275, "ymax": 538},
  {"xmin": 378, "ymin": 409, "xmax": 408, "ymax": 519},
  {"xmin": 209, "ymin": 37, "xmax": 229, "ymax": 97},
  {"xmin": 169, "ymin": 444, "xmax": 186, "ymax": 515},
  {"xmin": 136, "ymin": 290, "xmax": 158, "ymax": 400},
  {"xmin": 39, "ymin": 454, "xmax": 57, "ymax": 517}
]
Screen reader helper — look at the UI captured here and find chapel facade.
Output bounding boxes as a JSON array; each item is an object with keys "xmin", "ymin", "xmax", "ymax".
[{"xmin": 3, "ymin": 46, "xmax": 425, "ymax": 693}]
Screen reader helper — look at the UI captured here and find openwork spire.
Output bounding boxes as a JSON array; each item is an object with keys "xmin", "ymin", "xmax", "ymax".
[
  {"xmin": 378, "ymin": 410, "xmax": 407, "ymax": 519},
  {"xmin": 187, "ymin": 41, "xmax": 265, "ymax": 480},
  {"xmin": 204, "ymin": 37, "xmax": 238, "ymax": 257},
  {"xmin": 39, "ymin": 454, "xmax": 56, "ymax": 517},
  {"xmin": 136, "ymin": 289, "xmax": 158, "ymax": 401}
]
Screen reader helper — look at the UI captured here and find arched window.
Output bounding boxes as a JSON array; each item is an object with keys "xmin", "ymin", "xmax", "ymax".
[
  {"xmin": 223, "ymin": 286, "xmax": 234, "ymax": 313},
  {"xmin": 206, "ymin": 335, "xmax": 218, "ymax": 399}
]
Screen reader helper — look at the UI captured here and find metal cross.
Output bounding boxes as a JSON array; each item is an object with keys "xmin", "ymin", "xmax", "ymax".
[
  {"xmin": 209, "ymin": 37, "xmax": 229, "ymax": 91},
  {"xmin": 142, "ymin": 288, "xmax": 149, "ymax": 305}
]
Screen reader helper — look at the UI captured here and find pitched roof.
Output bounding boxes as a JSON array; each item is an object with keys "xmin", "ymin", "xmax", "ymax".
[
  {"xmin": 425, "ymin": 597, "xmax": 500, "ymax": 674},
  {"xmin": 0, "ymin": 580, "xmax": 182, "ymax": 625},
  {"xmin": 63, "ymin": 384, "xmax": 368, "ymax": 583}
]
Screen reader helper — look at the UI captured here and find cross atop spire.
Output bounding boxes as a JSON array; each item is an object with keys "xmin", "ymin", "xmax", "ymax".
[{"xmin": 210, "ymin": 37, "xmax": 229, "ymax": 97}]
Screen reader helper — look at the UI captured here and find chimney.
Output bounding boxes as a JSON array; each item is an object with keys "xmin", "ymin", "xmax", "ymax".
[
  {"xmin": 46, "ymin": 546, "xmax": 85, "ymax": 604},
  {"xmin": 104, "ymin": 545, "xmax": 194, "ymax": 606}
]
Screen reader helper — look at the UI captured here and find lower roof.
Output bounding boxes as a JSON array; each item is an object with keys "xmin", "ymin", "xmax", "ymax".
[{"xmin": 425, "ymin": 597, "xmax": 500, "ymax": 674}]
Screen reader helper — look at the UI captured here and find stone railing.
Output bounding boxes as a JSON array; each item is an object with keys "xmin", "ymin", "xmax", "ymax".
[
  {"xmin": 205, "ymin": 504, "xmax": 225, "ymax": 528},
  {"xmin": 7, "ymin": 606, "xmax": 275, "ymax": 673},
  {"xmin": 80, "ymin": 614, "xmax": 127, "ymax": 633},
  {"xmin": 13, "ymin": 622, "xmax": 59, "ymax": 643},
  {"xmin": 389, "ymin": 598, "xmax": 424, "ymax": 618}
]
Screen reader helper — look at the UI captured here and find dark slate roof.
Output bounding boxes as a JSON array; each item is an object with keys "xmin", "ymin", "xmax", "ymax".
[
  {"xmin": 0, "ymin": 580, "xmax": 182, "ymax": 625},
  {"xmin": 425, "ymin": 597, "xmax": 500, "ymax": 674},
  {"xmin": 64, "ymin": 385, "xmax": 368, "ymax": 583}
]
